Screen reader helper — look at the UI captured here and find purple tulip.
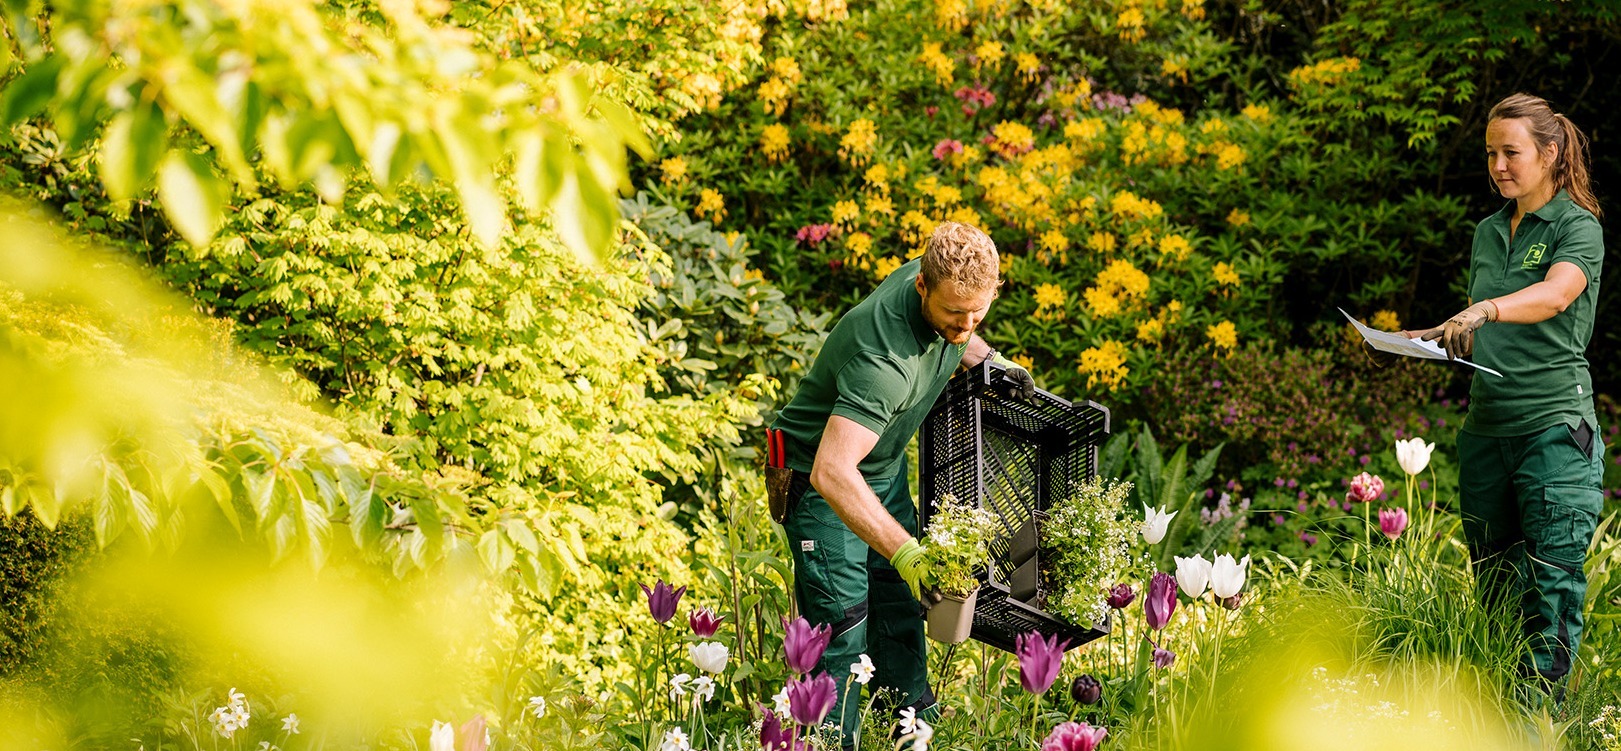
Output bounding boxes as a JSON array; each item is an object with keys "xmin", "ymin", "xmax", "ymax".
[
  {"xmin": 1152, "ymin": 646, "xmax": 1176, "ymax": 669},
  {"xmin": 759, "ymin": 704, "xmax": 806, "ymax": 751},
  {"xmin": 1016, "ymin": 631, "xmax": 1069, "ymax": 695},
  {"xmin": 1379, "ymin": 507, "xmax": 1409, "ymax": 540},
  {"xmin": 1041, "ymin": 721, "xmax": 1108, "ymax": 751},
  {"xmin": 786, "ymin": 673, "xmax": 838, "ymax": 727},
  {"xmin": 640, "ymin": 580, "xmax": 686, "ymax": 625},
  {"xmin": 1106, "ymin": 583, "xmax": 1135, "ymax": 610},
  {"xmin": 782, "ymin": 617, "xmax": 832, "ymax": 675},
  {"xmin": 1069, "ymin": 674, "xmax": 1102, "ymax": 705},
  {"xmin": 1144, "ymin": 572, "xmax": 1177, "ymax": 631},
  {"xmin": 1346, "ymin": 472, "xmax": 1384, "ymax": 503},
  {"xmin": 689, "ymin": 607, "xmax": 723, "ymax": 638}
]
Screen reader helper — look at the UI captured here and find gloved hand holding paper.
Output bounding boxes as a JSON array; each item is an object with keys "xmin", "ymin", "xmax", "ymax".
[{"xmin": 1340, "ymin": 308, "xmax": 1503, "ymax": 377}]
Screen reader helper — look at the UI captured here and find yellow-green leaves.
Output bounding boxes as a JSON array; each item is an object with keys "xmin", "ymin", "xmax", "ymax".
[
  {"xmin": 157, "ymin": 149, "xmax": 227, "ymax": 248},
  {"xmin": 98, "ymin": 101, "xmax": 167, "ymax": 203}
]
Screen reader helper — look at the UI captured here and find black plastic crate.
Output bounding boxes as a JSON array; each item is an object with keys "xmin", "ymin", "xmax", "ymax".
[{"xmin": 918, "ymin": 361, "xmax": 1112, "ymax": 653}]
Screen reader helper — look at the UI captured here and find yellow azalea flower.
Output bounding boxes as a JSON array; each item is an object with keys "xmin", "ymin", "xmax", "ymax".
[
  {"xmin": 944, "ymin": 206, "xmax": 982, "ymax": 227},
  {"xmin": 1129, "ymin": 228, "xmax": 1155, "ymax": 249},
  {"xmin": 1182, "ymin": 0, "xmax": 1206, "ymax": 20},
  {"xmin": 974, "ymin": 40, "xmax": 1005, "ymax": 69},
  {"xmin": 1162, "ymin": 58, "xmax": 1188, "ymax": 83},
  {"xmin": 1158, "ymin": 234, "xmax": 1193, "ymax": 263},
  {"xmin": 1040, "ymin": 229, "xmax": 1070, "ymax": 255},
  {"xmin": 771, "ymin": 57, "xmax": 803, "ymax": 86},
  {"xmin": 873, "ymin": 255, "xmax": 903, "ymax": 279},
  {"xmin": 920, "ymin": 41, "xmax": 956, "ymax": 85},
  {"xmin": 1084, "ymin": 287, "xmax": 1121, "ymax": 318},
  {"xmin": 1109, "ymin": 191, "xmax": 1164, "ymax": 220},
  {"xmin": 1097, "ymin": 259, "xmax": 1150, "ymax": 300},
  {"xmin": 804, "ymin": 0, "xmax": 850, "ymax": 22},
  {"xmin": 839, "ymin": 119, "xmax": 879, "ymax": 166},
  {"xmin": 1116, "ymin": 7, "xmax": 1146, "ymax": 41},
  {"xmin": 1212, "ymin": 261, "xmax": 1240, "ymax": 286},
  {"xmin": 1012, "ymin": 354, "xmax": 1034, "ymax": 369},
  {"xmin": 1207, "ymin": 320, "xmax": 1238, "ymax": 350},
  {"xmin": 696, "ymin": 189, "xmax": 726, "ymax": 222},
  {"xmin": 1227, "ymin": 208, "xmax": 1251, "ymax": 227},
  {"xmin": 759, "ymin": 77, "xmax": 791, "ymax": 117},
  {"xmin": 847, "ymin": 231, "xmax": 873, "ymax": 255},
  {"xmin": 865, "ymin": 193, "xmax": 895, "ymax": 218},
  {"xmin": 1016, "ymin": 52, "xmax": 1041, "ymax": 82},
  {"xmin": 760, "ymin": 124, "xmax": 790, "ymax": 162},
  {"xmin": 1087, "ymin": 231, "xmax": 1117, "ymax": 254},
  {"xmin": 832, "ymin": 200, "xmax": 861, "ymax": 226},
  {"xmin": 991, "ymin": 121, "xmax": 1036, "ymax": 158},
  {"xmin": 864, "ymin": 163, "xmax": 890, "ymax": 190},
  {"xmin": 1242, "ymin": 103, "xmax": 1272, "ymax": 122},
  {"xmin": 1200, "ymin": 118, "xmax": 1227, "ymax": 134},
  {"xmin": 1287, "ymin": 57, "xmax": 1361, "ymax": 88},
  {"xmin": 1216, "ymin": 142, "xmax": 1246, "ymax": 170},
  {"xmin": 1370, "ymin": 309, "xmax": 1401, "ymax": 331},
  {"xmin": 1136, "ymin": 318, "xmax": 1165, "ymax": 343},
  {"xmin": 1078, "ymin": 339, "xmax": 1130, "ymax": 390},
  {"xmin": 958, "ymin": 145, "xmax": 982, "ymax": 165},
  {"xmin": 934, "ymin": 185, "xmax": 962, "ymax": 207},
  {"xmin": 660, "ymin": 156, "xmax": 689, "ymax": 184},
  {"xmin": 1166, "ymin": 299, "xmax": 1184, "ymax": 319},
  {"xmin": 1033, "ymin": 283, "xmax": 1066, "ymax": 309},
  {"xmin": 934, "ymin": 0, "xmax": 968, "ymax": 31}
]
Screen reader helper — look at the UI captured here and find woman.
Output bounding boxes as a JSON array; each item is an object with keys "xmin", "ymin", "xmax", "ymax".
[{"xmin": 1421, "ymin": 92, "xmax": 1604, "ymax": 699}]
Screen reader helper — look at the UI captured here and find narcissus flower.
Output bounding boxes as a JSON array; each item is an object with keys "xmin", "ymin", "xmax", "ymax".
[{"xmin": 850, "ymin": 654, "xmax": 876, "ymax": 685}]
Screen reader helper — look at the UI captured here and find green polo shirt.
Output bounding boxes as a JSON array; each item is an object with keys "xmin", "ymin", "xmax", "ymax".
[
  {"xmin": 1464, "ymin": 191, "xmax": 1603, "ymax": 436},
  {"xmin": 773, "ymin": 258, "xmax": 968, "ymax": 478}
]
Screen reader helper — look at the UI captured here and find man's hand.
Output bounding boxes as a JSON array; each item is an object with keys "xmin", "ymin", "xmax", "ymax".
[
  {"xmin": 890, "ymin": 538, "xmax": 927, "ymax": 601},
  {"xmin": 990, "ymin": 351, "xmax": 1037, "ymax": 400},
  {"xmin": 1420, "ymin": 300, "xmax": 1497, "ymax": 360}
]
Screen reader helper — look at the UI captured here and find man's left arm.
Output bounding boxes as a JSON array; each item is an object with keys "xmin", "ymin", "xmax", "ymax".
[
  {"xmin": 961, "ymin": 334, "xmax": 1035, "ymax": 399},
  {"xmin": 962, "ymin": 334, "xmax": 993, "ymax": 367}
]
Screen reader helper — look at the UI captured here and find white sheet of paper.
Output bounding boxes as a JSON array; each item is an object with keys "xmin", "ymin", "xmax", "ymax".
[{"xmin": 1339, "ymin": 308, "xmax": 1503, "ymax": 378}]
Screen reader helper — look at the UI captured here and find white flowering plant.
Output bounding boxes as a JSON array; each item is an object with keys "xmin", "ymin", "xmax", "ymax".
[
  {"xmin": 1042, "ymin": 477, "xmax": 1141, "ymax": 625},
  {"xmin": 918, "ymin": 494, "xmax": 1001, "ymax": 598}
]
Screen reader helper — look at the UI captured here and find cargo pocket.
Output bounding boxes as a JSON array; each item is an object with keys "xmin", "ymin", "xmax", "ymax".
[{"xmin": 1528, "ymin": 484, "xmax": 1602, "ymax": 569}]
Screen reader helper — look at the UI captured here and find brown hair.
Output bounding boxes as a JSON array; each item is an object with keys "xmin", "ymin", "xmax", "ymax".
[
  {"xmin": 920, "ymin": 221, "xmax": 999, "ymax": 295},
  {"xmin": 1488, "ymin": 93, "xmax": 1602, "ymax": 220}
]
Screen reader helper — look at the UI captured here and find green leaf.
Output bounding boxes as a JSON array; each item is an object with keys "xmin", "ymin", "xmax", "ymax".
[
  {"xmin": 533, "ymin": 544, "xmax": 565, "ymax": 598},
  {"xmin": 157, "ymin": 149, "xmax": 226, "ymax": 247},
  {"xmin": 504, "ymin": 519, "xmax": 539, "ymax": 554},
  {"xmin": 0, "ymin": 55, "xmax": 62, "ymax": 126},
  {"xmin": 99, "ymin": 101, "xmax": 167, "ymax": 203},
  {"xmin": 477, "ymin": 529, "xmax": 515, "ymax": 575}
]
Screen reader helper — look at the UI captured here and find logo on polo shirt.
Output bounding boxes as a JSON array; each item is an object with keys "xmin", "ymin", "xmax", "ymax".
[{"xmin": 1522, "ymin": 243, "xmax": 1547, "ymax": 269}]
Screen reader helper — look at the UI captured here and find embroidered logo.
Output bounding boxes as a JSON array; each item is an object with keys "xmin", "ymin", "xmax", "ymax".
[
  {"xmin": 1522, "ymin": 242, "xmax": 1547, "ymax": 269},
  {"xmin": 801, "ymin": 540, "xmax": 816, "ymax": 552}
]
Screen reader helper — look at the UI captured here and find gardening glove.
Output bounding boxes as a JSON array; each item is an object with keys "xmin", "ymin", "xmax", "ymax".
[
  {"xmin": 1420, "ymin": 300, "xmax": 1497, "ymax": 361},
  {"xmin": 989, "ymin": 350, "xmax": 1037, "ymax": 400},
  {"xmin": 890, "ymin": 538, "xmax": 928, "ymax": 601}
]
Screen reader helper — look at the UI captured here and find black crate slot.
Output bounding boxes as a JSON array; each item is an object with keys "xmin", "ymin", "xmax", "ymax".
[{"xmin": 918, "ymin": 361, "xmax": 1112, "ymax": 653}]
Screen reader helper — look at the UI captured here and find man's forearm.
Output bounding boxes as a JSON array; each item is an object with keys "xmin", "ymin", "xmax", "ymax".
[
  {"xmin": 809, "ymin": 464, "xmax": 913, "ymax": 559},
  {"xmin": 962, "ymin": 334, "xmax": 992, "ymax": 367}
]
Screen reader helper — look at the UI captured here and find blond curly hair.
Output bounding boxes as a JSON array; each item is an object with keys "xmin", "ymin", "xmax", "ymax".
[{"xmin": 920, "ymin": 221, "xmax": 999, "ymax": 295}]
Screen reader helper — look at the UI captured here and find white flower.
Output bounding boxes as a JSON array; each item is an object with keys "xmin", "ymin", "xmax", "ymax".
[
  {"xmin": 689, "ymin": 641, "xmax": 730, "ymax": 674},
  {"xmin": 1174, "ymin": 554, "xmax": 1212, "ymax": 599},
  {"xmin": 669, "ymin": 673, "xmax": 692, "ymax": 701},
  {"xmin": 660, "ymin": 726, "xmax": 691, "ymax": 751},
  {"xmin": 1395, "ymin": 437, "xmax": 1435, "ymax": 477},
  {"xmin": 1209, "ymin": 553, "xmax": 1251, "ymax": 599},
  {"xmin": 771, "ymin": 686, "xmax": 791, "ymax": 716},
  {"xmin": 429, "ymin": 721, "xmax": 455, "ymax": 751},
  {"xmin": 906, "ymin": 717, "xmax": 934, "ymax": 751},
  {"xmin": 1142, "ymin": 503, "xmax": 1177, "ymax": 544},
  {"xmin": 527, "ymin": 696, "xmax": 547, "ymax": 720},
  {"xmin": 691, "ymin": 675, "xmax": 716, "ymax": 703},
  {"xmin": 850, "ymin": 654, "xmax": 876, "ymax": 685},
  {"xmin": 258, "ymin": 743, "xmax": 278, "ymax": 751},
  {"xmin": 282, "ymin": 714, "xmax": 299, "ymax": 734},
  {"xmin": 898, "ymin": 706, "xmax": 918, "ymax": 736}
]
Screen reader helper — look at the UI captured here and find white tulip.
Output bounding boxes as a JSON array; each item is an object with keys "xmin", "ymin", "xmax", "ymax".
[
  {"xmin": 688, "ymin": 641, "xmax": 730, "ymax": 674},
  {"xmin": 429, "ymin": 721, "xmax": 455, "ymax": 751},
  {"xmin": 1209, "ymin": 553, "xmax": 1251, "ymax": 599},
  {"xmin": 1395, "ymin": 437, "xmax": 1436, "ymax": 477},
  {"xmin": 1173, "ymin": 554, "xmax": 1212, "ymax": 599},
  {"xmin": 1142, "ymin": 503, "xmax": 1178, "ymax": 545}
]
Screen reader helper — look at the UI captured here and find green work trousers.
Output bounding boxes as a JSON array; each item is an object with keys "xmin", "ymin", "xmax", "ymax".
[
  {"xmin": 1458, "ymin": 422, "xmax": 1604, "ymax": 685},
  {"xmin": 783, "ymin": 465, "xmax": 934, "ymax": 748}
]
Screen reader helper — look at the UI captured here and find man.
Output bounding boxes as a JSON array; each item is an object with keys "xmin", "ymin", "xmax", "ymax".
[{"xmin": 768, "ymin": 221, "xmax": 1034, "ymax": 744}]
